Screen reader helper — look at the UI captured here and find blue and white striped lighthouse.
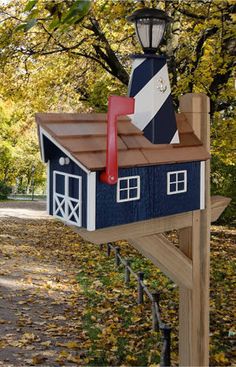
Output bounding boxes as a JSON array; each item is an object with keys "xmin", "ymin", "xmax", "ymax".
[{"xmin": 127, "ymin": 8, "xmax": 179, "ymax": 145}]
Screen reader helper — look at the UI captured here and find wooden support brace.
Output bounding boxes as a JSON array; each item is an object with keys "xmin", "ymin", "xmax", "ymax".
[{"xmin": 129, "ymin": 233, "xmax": 192, "ymax": 289}]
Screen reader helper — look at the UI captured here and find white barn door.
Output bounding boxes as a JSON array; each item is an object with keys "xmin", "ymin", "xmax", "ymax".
[{"xmin": 53, "ymin": 171, "xmax": 82, "ymax": 226}]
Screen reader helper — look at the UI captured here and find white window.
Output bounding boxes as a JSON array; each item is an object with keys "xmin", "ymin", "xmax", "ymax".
[
  {"xmin": 167, "ymin": 170, "xmax": 187, "ymax": 195},
  {"xmin": 117, "ymin": 176, "xmax": 140, "ymax": 203}
]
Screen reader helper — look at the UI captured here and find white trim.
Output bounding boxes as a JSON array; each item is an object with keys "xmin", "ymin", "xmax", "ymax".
[
  {"xmin": 170, "ymin": 130, "xmax": 180, "ymax": 144},
  {"xmin": 87, "ymin": 172, "xmax": 96, "ymax": 231},
  {"xmin": 167, "ymin": 170, "xmax": 187, "ymax": 195},
  {"xmin": 53, "ymin": 171, "xmax": 82, "ymax": 226},
  {"xmin": 53, "ymin": 170, "xmax": 56, "ymax": 218},
  {"xmin": 200, "ymin": 161, "xmax": 205, "ymax": 210},
  {"xmin": 46, "ymin": 160, "xmax": 50, "ymax": 214},
  {"xmin": 117, "ymin": 176, "xmax": 140, "ymax": 203},
  {"xmin": 40, "ymin": 127, "xmax": 90, "ymax": 174},
  {"xmin": 39, "ymin": 128, "xmax": 46, "ymax": 162}
]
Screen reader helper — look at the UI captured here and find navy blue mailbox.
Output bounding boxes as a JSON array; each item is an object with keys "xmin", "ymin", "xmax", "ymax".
[{"xmin": 36, "ymin": 8, "xmax": 209, "ymax": 232}]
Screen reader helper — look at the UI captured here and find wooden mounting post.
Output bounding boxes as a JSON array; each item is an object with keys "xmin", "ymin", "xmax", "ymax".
[
  {"xmin": 74, "ymin": 93, "xmax": 219, "ymax": 366},
  {"xmin": 179, "ymin": 93, "xmax": 210, "ymax": 366}
]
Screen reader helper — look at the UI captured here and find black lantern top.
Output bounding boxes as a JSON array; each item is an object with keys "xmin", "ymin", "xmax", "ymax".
[{"xmin": 127, "ymin": 8, "xmax": 172, "ymax": 54}]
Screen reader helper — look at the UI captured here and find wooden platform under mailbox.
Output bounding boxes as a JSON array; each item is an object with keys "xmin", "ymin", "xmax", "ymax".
[{"xmin": 74, "ymin": 195, "xmax": 231, "ymax": 245}]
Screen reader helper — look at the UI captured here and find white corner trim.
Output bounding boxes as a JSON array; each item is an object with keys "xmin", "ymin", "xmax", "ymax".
[
  {"xmin": 46, "ymin": 160, "xmax": 50, "ymax": 214},
  {"xmin": 167, "ymin": 170, "xmax": 187, "ymax": 195},
  {"xmin": 39, "ymin": 128, "xmax": 46, "ymax": 162},
  {"xmin": 200, "ymin": 161, "xmax": 205, "ymax": 210},
  {"xmin": 117, "ymin": 176, "xmax": 141, "ymax": 203},
  {"xmin": 53, "ymin": 170, "xmax": 56, "ymax": 218},
  {"xmin": 87, "ymin": 172, "xmax": 96, "ymax": 231},
  {"xmin": 170, "ymin": 130, "xmax": 180, "ymax": 144},
  {"xmin": 40, "ymin": 127, "xmax": 90, "ymax": 174}
]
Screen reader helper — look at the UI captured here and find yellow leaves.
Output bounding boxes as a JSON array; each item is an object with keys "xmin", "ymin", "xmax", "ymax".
[
  {"xmin": 7, "ymin": 332, "xmax": 39, "ymax": 349},
  {"xmin": 31, "ymin": 354, "xmax": 47, "ymax": 365},
  {"xmin": 41, "ymin": 340, "xmax": 51, "ymax": 347},
  {"xmin": 101, "ymin": 326, "xmax": 117, "ymax": 340},
  {"xmin": 65, "ymin": 354, "xmax": 82, "ymax": 363},
  {"xmin": 126, "ymin": 355, "xmax": 137, "ymax": 363},
  {"xmin": 230, "ymin": 13, "xmax": 236, "ymax": 22},
  {"xmin": 214, "ymin": 352, "xmax": 229, "ymax": 364},
  {"xmin": 55, "ymin": 351, "xmax": 91, "ymax": 365},
  {"xmin": 67, "ymin": 355, "xmax": 91, "ymax": 364},
  {"xmin": 17, "ymin": 300, "xmax": 29, "ymax": 305},
  {"xmin": 148, "ymin": 349, "xmax": 161, "ymax": 365},
  {"xmin": 55, "ymin": 350, "xmax": 69, "ymax": 363},
  {"xmin": 110, "ymin": 345, "xmax": 118, "ymax": 352},
  {"xmin": 1, "ymin": 215, "xmax": 235, "ymax": 366},
  {"xmin": 0, "ymin": 339, "xmax": 7, "ymax": 348},
  {"xmin": 26, "ymin": 275, "xmax": 33, "ymax": 284},
  {"xmin": 19, "ymin": 332, "xmax": 39, "ymax": 345},
  {"xmin": 92, "ymin": 280, "xmax": 103, "ymax": 288},
  {"xmin": 56, "ymin": 340, "xmax": 80, "ymax": 349},
  {"xmin": 52, "ymin": 315, "xmax": 67, "ymax": 321},
  {"xmin": 131, "ymin": 315, "xmax": 142, "ymax": 323}
]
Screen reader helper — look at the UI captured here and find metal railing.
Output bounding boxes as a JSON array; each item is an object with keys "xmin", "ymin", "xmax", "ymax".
[{"xmin": 100, "ymin": 242, "xmax": 172, "ymax": 367}]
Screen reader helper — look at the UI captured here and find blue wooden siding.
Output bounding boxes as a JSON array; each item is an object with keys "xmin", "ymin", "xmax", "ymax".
[
  {"xmin": 43, "ymin": 136, "xmax": 87, "ymax": 228},
  {"xmin": 96, "ymin": 162, "xmax": 201, "ymax": 229},
  {"xmin": 43, "ymin": 135, "xmax": 202, "ymax": 230}
]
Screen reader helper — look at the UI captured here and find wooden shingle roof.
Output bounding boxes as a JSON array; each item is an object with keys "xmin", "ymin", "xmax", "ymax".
[{"xmin": 36, "ymin": 113, "xmax": 210, "ymax": 170}]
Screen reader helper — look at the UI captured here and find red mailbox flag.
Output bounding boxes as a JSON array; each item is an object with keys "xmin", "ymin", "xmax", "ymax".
[{"xmin": 100, "ymin": 95, "xmax": 135, "ymax": 185}]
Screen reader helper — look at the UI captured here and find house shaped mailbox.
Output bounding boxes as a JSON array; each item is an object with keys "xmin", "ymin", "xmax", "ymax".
[{"xmin": 36, "ymin": 108, "xmax": 210, "ymax": 231}]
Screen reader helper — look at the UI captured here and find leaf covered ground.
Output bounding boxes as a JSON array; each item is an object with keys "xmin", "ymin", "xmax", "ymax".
[{"xmin": 0, "ymin": 215, "xmax": 235, "ymax": 366}]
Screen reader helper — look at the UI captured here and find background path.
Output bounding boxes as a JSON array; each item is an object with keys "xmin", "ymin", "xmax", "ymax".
[
  {"xmin": 0, "ymin": 201, "xmax": 48, "ymax": 219},
  {"xmin": 0, "ymin": 201, "xmax": 89, "ymax": 366}
]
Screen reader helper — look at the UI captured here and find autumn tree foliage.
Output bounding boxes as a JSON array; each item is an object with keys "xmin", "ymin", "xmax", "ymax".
[{"xmin": 0, "ymin": 0, "xmax": 235, "ymax": 219}]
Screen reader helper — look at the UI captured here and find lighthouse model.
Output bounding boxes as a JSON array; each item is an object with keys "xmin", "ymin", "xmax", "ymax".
[{"xmin": 127, "ymin": 8, "xmax": 179, "ymax": 144}]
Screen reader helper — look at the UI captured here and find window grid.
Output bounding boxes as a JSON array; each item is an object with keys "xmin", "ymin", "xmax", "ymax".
[
  {"xmin": 167, "ymin": 170, "xmax": 187, "ymax": 195},
  {"xmin": 117, "ymin": 176, "xmax": 140, "ymax": 203}
]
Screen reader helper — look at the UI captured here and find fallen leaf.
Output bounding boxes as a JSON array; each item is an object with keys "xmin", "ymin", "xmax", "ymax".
[
  {"xmin": 41, "ymin": 340, "xmax": 52, "ymax": 347},
  {"xmin": 214, "ymin": 352, "xmax": 229, "ymax": 364},
  {"xmin": 56, "ymin": 341, "xmax": 80, "ymax": 349},
  {"xmin": 31, "ymin": 355, "xmax": 47, "ymax": 365}
]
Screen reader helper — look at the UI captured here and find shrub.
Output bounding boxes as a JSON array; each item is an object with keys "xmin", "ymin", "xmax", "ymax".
[{"xmin": 0, "ymin": 181, "xmax": 11, "ymax": 200}]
